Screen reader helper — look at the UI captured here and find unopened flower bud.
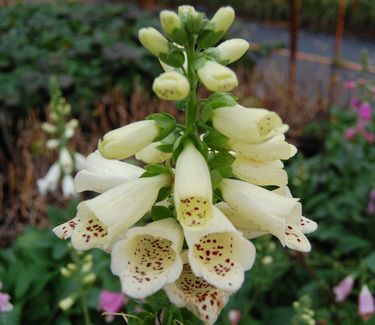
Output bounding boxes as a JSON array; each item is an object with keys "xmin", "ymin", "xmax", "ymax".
[
  {"xmin": 197, "ymin": 60, "xmax": 238, "ymax": 92},
  {"xmin": 66, "ymin": 119, "xmax": 78, "ymax": 129},
  {"xmin": 41, "ymin": 122, "xmax": 57, "ymax": 134},
  {"xmin": 160, "ymin": 10, "xmax": 183, "ymax": 36},
  {"xmin": 217, "ymin": 38, "xmax": 249, "ymax": 64},
  {"xmin": 46, "ymin": 139, "xmax": 59, "ymax": 149},
  {"xmin": 138, "ymin": 27, "xmax": 169, "ymax": 57},
  {"xmin": 64, "ymin": 127, "xmax": 74, "ymax": 139},
  {"xmin": 178, "ymin": 5, "xmax": 202, "ymax": 34},
  {"xmin": 60, "ymin": 267, "xmax": 71, "ymax": 277},
  {"xmin": 82, "ymin": 260, "xmax": 93, "ymax": 274},
  {"xmin": 59, "ymin": 296, "xmax": 76, "ymax": 311},
  {"xmin": 153, "ymin": 71, "xmax": 190, "ymax": 100},
  {"xmin": 98, "ymin": 120, "xmax": 159, "ymax": 160},
  {"xmin": 262, "ymin": 256, "xmax": 273, "ymax": 265},
  {"xmin": 59, "ymin": 148, "xmax": 73, "ymax": 174},
  {"xmin": 67, "ymin": 263, "xmax": 77, "ymax": 271},
  {"xmin": 83, "ymin": 273, "xmax": 96, "ymax": 285},
  {"xmin": 211, "ymin": 6, "xmax": 235, "ymax": 33}
]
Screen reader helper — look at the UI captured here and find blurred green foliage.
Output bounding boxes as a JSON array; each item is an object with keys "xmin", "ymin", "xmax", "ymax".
[{"xmin": 0, "ymin": 3, "xmax": 160, "ymax": 117}]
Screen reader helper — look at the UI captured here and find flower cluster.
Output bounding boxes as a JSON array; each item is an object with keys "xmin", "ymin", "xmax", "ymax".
[
  {"xmin": 37, "ymin": 77, "xmax": 85, "ymax": 198},
  {"xmin": 333, "ymin": 275, "xmax": 375, "ymax": 321},
  {"xmin": 0, "ymin": 282, "xmax": 13, "ymax": 314},
  {"xmin": 53, "ymin": 6, "xmax": 317, "ymax": 324},
  {"xmin": 343, "ymin": 78, "xmax": 375, "ymax": 144}
]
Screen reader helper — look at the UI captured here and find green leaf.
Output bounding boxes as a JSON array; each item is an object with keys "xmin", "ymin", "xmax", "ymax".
[
  {"xmin": 147, "ymin": 113, "xmax": 176, "ymax": 141},
  {"xmin": 205, "ymin": 92, "xmax": 237, "ymax": 109},
  {"xmin": 203, "ymin": 129, "xmax": 228, "ymax": 150},
  {"xmin": 151, "ymin": 205, "xmax": 174, "ymax": 221},
  {"xmin": 364, "ymin": 251, "xmax": 375, "ymax": 274},
  {"xmin": 210, "ymin": 169, "xmax": 223, "ymax": 190},
  {"xmin": 197, "ymin": 29, "xmax": 224, "ymax": 49},
  {"xmin": 159, "ymin": 46, "xmax": 185, "ymax": 68},
  {"xmin": 209, "ymin": 151, "xmax": 235, "ymax": 170},
  {"xmin": 156, "ymin": 187, "xmax": 172, "ymax": 202},
  {"xmin": 170, "ymin": 28, "xmax": 188, "ymax": 45},
  {"xmin": 141, "ymin": 164, "xmax": 172, "ymax": 178},
  {"xmin": 156, "ymin": 132, "xmax": 177, "ymax": 153},
  {"xmin": 200, "ymin": 104, "xmax": 213, "ymax": 123}
]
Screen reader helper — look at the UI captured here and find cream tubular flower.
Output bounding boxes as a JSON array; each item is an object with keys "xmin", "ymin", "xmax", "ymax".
[
  {"xmin": 135, "ymin": 142, "xmax": 172, "ymax": 164},
  {"xmin": 211, "ymin": 6, "xmax": 235, "ymax": 34},
  {"xmin": 197, "ymin": 61, "xmax": 238, "ymax": 92},
  {"xmin": 152, "ymin": 71, "xmax": 190, "ymax": 101},
  {"xmin": 184, "ymin": 206, "xmax": 255, "ymax": 292},
  {"xmin": 59, "ymin": 148, "xmax": 73, "ymax": 174},
  {"xmin": 73, "ymin": 152, "xmax": 86, "ymax": 171},
  {"xmin": 160, "ymin": 10, "xmax": 183, "ymax": 36},
  {"xmin": 273, "ymin": 186, "xmax": 318, "ymax": 234},
  {"xmin": 98, "ymin": 120, "xmax": 159, "ymax": 160},
  {"xmin": 138, "ymin": 27, "xmax": 169, "ymax": 57},
  {"xmin": 220, "ymin": 178, "xmax": 311, "ymax": 252},
  {"xmin": 232, "ymin": 155, "xmax": 288, "ymax": 186},
  {"xmin": 228, "ymin": 134, "xmax": 297, "ymax": 161},
  {"xmin": 216, "ymin": 39, "xmax": 249, "ymax": 64},
  {"xmin": 111, "ymin": 218, "xmax": 183, "ymax": 299},
  {"xmin": 74, "ymin": 151, "xmax": 144, "ymax": 193},
  {"xmin": 164, "ymin": 251, "xmax": 230, "ymax": 325},
  {"xmin": 37, "ymin": 162, "xmax": 61, "ymax": 195},
  {"xmin": 174, "ymin": 142, "xmax": 213, "ymax": 229},
  {"xmin": 212, "ymin": 105, "xmax": 287, "ymax": 143},
  {"xmin": 53, "ymin": 174, "xmax": 171, "ymax": 250}
]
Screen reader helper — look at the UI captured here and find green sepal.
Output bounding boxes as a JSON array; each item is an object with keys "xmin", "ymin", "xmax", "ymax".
[
  {"xmin": 180, "ymin": 12, "xmax": 205, "ymax": 34},
  {"xmin": 209, "ymin": 151, "xmax": 235, "ymax": 170},
  {"xmin": 190, "ymin": 134, "xmax": 209, "ymax": 160},
  {"xmin": 210, "ymin": 169, "xmax": 223, "ymax": 190},
  {"xmin": 140, "ymin": 164, "xmax": 173, "ymax": 178},
  {"xmin": 205, "ymin": 92, "xmax": 238, "ymax": 109},
  {"xmin": 159, "ymin": 45, "xmax": 185, "ymax": 68},
  {"xmin": 156, "ymin": 186, "xmax": 172, "ymax": 202},
  {"xmin": 146, "ymin": 112, "xmax": 176, "ymax": 141},
  {"xmin": 156, "ymin": 132, "xmax": 177, "ymax": 153},
  {"xmin": 151, "ymin": 205, "xmax": 175, "ymax": 221},
  {"xmin": 203, "ymin": 129, "xmax": 229, "ymax": 150},
  {"xmin": 172, "ymin": 133, "xmax": 187, "ymax": 162},
  {"xmin": 170, "ymin": 28, "xmax": 188, "ymax": 45},
  {"xmin": 198, "ymin": 29, "xmax": 224, "ymax": 49},
  {"xmin": 204, "ymin": 47, "xmax": 220, "ymax": 61},
  {"xmin": 200, "ymin": 104, "xmax": 213, "ymax": 123}
]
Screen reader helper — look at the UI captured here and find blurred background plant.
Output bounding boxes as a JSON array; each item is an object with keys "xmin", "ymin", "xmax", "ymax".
[{"xmin": 0, "ymin": 0, "xmax": 375, "ymax": 324}]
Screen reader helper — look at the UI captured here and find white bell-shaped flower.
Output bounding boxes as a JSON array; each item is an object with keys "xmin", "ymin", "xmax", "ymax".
[
  {"xmin": 59, "ymin": 148, "xmax": 74, "ymax": 174},
  {"xmin": 53, "ymin": 174, "xmax": 171, "ymax": 251},
  {"xmin": 73, "ymin": 152, "xmax": 86, "ymax": 171},
  {"xmin": 111, "ymin": 218, "xmax": 183, "ymax": 299},
  {"xmin": 174, "ymin": 141, "xmax": 213, "ymax": 229},
  {"xmin": 164, "ymin": 251, "xmax": 230, "ymax": 325},
  {"xmin": 37, "ymin": 162, "xmax": 61, "ymax": 195},
  {"xmin": 98, "ymin": 120, "xmax": 160, "ymax": 160},
  {"xmin": 210, "ymin": 6, "xmax": 235, "ymax": 34},
  {"xmin": 62, "ymin": 174, "xmax": 77, "ymax": 198},
  {"xmin": 219, "ymin": 178, "xmax": 311, "ymax": 252},
  {"xmin": 212, "ymin": 105, "xmax": 287, "ymax": 144},
  {"xmin": 135, "ymin": 142, "xmax": 172, "ymax": 164},
  {"xmin": 74, "ymin": 151, "xmax": 144, "ymax": 193},
  {"xmin": 138, "ymin": 27, "xmax": 169, "ymax": 57},
  {"xmin": 184, "ymin": 206, "xmax": 256, "ymax": 292},
  {"xmin": 197, "ymin": 61, "xmax": 238, "ymax": 93},
  {"xmin": 152, "ymin": 71, "xmax": 190, "ymax": 101},
  {"xmin": 232, "ymin": 155, "xmax": 288, "ymax": 186},
  {"xmin": 228, "ymin": 134, "xmax": 297, "ymax": 161}
]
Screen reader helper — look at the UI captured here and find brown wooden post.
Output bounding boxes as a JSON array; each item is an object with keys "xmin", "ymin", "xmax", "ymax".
[{"xmin": 333, "ymin": 0, "xmax": 346, "ymax": 64}]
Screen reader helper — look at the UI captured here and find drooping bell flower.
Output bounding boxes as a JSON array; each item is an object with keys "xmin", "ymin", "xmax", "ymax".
[
  {"xmin": 333, "ymin": 275, "xmax": 354, "ymax": 303},
  {"xmin": 358, "ymin": 285, "xmax": 375, "ymax": 321}
]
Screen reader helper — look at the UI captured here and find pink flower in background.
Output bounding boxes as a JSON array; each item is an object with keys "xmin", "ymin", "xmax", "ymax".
[
  {"xmin": 343, "ymin": 81, "xmax": 356, "ymax": 90},
  {"xmin": 367, "ymin": 201, "xmax": 375, "ymax": 215},
  {"xmin": 333, "ymin": 275, "xmax": 354, "ymax": 302},
  {"xmin": 350, "ymin": 98, "xmax": 361, "ymax": 110},
  {"xmin": 358, "ymin": 285, "xmax": 375, "ymax": 321},
  {"xmin": 358, "ymin": 103, "xmax": 372, "ymax": 121},
  {"xmin": 344, "ymin": 128, "xmax": 357, "ymax": 140},
  {"xmin": 228, "ymin": 309, "xmax": 241, "ymax": 325},
  {"xmin": 99, "ymin": 289, "xmax": 127, "ymax": 323},
  {"xmin": 363, "ymin": 131, "xmax": 375, "ymax": 144},
  {"xmin": 370, "ymin": 189, "xmax": 375, "ymax": 202},
  {"xmin": 0, "ymin": 292, "xmax": 13, "ymax": 313}
]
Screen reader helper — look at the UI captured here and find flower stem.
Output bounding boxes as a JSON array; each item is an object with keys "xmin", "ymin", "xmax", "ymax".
[
  {"xmin": 185, "ymin": 39, "xmax": 197, "ymax": 134},
  {"xmin": 79, "ymin": 283, "xmax": 91, "ymax": 325}
]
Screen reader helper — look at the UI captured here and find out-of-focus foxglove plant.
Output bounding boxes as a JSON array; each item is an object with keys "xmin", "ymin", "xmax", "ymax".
[
  {"xmin": 37, "ymin": 77, "xmax": 85, "ymax": 198},
  {"xmin": 52, "ymin": 6, "xmax": 317, "ymax": 324}
]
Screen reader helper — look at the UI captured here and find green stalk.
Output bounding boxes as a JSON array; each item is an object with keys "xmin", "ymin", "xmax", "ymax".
[{"xmin": 185, "ymin": 39, "xmax": 197, "ymax": 134}]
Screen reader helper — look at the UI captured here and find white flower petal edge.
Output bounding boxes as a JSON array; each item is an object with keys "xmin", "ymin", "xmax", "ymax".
[
  {"xmin": 73, "ymin": 153, "xmax": 86, "ymax": 171},
  {"xmin": 174, "ymin": 142, "xmax": 213, "ymax": 229},
  {"xmin": 228, "ymin": 134, "xmax": 297, "ymax": 161},
  {"xmin": 212, "ymin": 105, "xmax": 287, "ymax": 144},
  {"xmin": 111, "ymin": 218, "xmax": 183, "ymax": 299},
  {"xmin": 164, "ymin": 251, "xmax": 230, "ymax": 325},
  {"xmin": 74, "ymin": 151, "xmax": 144, "ymax": 193},
  {"xmin": 37, "ymin": 162, "xmax": 61, "ymax": 195},
  {"xmin": 62, "ymin": 174, "xmax": 77, "ymax": 198},
  {"xmin": 273, "ymin": 186, "xmax": 318, "ymax": 234},
  {"xmin": 135, "ymin": 142, "xmax": 172, "ymax": 164},
  {"xmin": 53, "ymin": 174, "xmax": 171, "ymax": 251},
  {"xmin": 184, "ymin": 206, "xmax": 255, "ymax": 292},
  {"xmin": 232, "ymin": 155, "xmax": 288, "ymax": 186},
  {"xmin": 220, "ymin": 178, "xmax": 311, "ymax": 252}
]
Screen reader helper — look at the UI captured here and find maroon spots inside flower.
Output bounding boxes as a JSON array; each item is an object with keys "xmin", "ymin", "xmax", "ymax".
[{"xmin": 179, "ymin": 196, "xmax": 211, "ymax": 227}]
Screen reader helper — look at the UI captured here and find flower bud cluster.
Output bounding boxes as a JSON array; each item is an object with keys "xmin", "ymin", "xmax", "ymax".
[
  {"xmin": 52, "ymin": 6, "xmax": 317, "ymax": 324},
  {"xmin": 37, "ymin": 77, "xmax": 85, "ymax": 198}
]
